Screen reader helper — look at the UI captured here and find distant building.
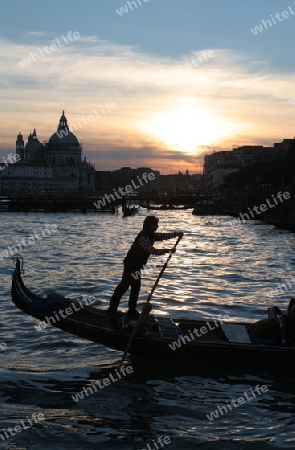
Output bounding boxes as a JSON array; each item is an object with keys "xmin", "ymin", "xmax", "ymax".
[
  {"xmin": 160, "ymin": 171, "xmax": 203, "ymax": 196},
  {"xmin": 95, "ymin": 171, "xmax": 113, "ymax": 194},
  {"xmin": 0, "ymin": 111, "xmax": 95, "ymax": 196},
  {"xmin": 112, "ymin": 167, "xmax": 160, "ymax": 192},
  {"xmin": 203, "ymin": 140, "xmax": 292, "ymax": 192}
]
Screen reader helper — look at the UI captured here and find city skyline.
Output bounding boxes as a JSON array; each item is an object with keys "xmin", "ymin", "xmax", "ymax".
[{"xmin": 0, "ymin": 0, "xmax": 294, "ymax": 174}]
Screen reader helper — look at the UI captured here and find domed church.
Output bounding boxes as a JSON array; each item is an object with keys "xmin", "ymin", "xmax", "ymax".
[
  {"xmin": 1, "ymin": 111, "xmax": 96, "ymax": 195},
  {"xmin": 46, "ymin": 111, "xmax": 83, "ymax": 168}
]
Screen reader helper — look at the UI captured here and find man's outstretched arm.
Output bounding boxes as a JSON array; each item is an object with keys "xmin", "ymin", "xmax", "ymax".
[
  {"xmin": 138, "ymin": 235, "xmax": 172, "ymax": 255},
  {"xmin": 154, "ymin": 231, "xmax": 183, "ymax": 241}
]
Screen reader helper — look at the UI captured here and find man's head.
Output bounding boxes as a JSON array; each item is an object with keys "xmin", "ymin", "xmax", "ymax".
[{"xmin": 143, "ymin": 215, "xmax": 159, "ymax": 231}]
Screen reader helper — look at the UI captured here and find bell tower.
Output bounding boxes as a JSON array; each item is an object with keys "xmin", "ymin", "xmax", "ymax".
[
  {"xmin": 16, "ymin": 131, "xmax": 24, "ymax": 159},
  {"xmin": 57, "ymin": 110, "xmax": 69, "ymax": 132}
]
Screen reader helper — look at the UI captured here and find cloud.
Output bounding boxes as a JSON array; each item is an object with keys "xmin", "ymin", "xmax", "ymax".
[
  {"xmin": 0, "ymin": 35, "xmax": 294, "ymax": 173},
  {"xmin": 87, "ymin": 143, "xmax": 204, "ymax": 173}
]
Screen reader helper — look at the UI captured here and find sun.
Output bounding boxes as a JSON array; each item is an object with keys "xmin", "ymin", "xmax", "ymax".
[{"xmin": 144, "ymin": 110, "xmax": 234, "ymax": 153}]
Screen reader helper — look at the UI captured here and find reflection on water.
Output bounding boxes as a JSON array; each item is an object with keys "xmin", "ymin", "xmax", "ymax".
[{"xmin": 1, "ymin": 211, "xmax": 295, "ymax": 449}]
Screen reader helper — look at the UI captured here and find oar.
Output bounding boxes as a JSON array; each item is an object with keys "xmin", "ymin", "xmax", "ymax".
[{"xmin": 118, "ymin": 235, "xmax": 182, "ymax": 368}]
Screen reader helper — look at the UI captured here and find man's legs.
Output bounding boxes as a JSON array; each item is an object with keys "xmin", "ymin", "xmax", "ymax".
[
  {"xmin": 109, "ymin": 268, "xmax": 132, "ymax": 311},
  {"xmin": 128, "ymin": 273, "xmax": 141, "ymax": 314}
]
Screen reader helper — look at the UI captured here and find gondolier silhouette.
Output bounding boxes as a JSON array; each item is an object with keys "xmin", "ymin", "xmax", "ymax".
[{"xmin": 108, "ymin": 215, "xmax": 183, "ymax": 317}]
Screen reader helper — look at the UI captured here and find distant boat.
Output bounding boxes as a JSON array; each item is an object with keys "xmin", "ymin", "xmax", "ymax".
[
  {"xmin": 192, "ymin": 198, "xmax": 222, "ymax": 215},
  {"xmin": 122, "ymin": 206, "xmax": 139, "ymax": 217},
  {"xmin": 141, "ymin": 203, "xmax": 192, "ymax": 211},
  {"xmin": 0, "ymin": 197, "xmax": 10, "ymax": 211}
]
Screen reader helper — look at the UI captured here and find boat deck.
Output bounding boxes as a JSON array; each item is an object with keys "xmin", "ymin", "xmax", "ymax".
[{"xmin": 60, "ymin": 301, "xmax": 253, "ymax": 344}]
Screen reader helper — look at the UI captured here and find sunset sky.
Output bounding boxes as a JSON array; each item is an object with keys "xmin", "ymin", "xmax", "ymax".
[{"xmin": 0, "ymin": 0, "xmax": 294, "ymax": 174}]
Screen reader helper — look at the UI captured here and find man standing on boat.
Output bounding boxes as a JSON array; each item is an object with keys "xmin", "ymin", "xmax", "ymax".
[{"xmin": 108, "ymin": 215, "xmax": 183, "ymax": 317}]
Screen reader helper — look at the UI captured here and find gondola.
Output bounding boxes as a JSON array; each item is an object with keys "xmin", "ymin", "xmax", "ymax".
[
  {"xmin": 122, "ymin": 206, "xmax": 139, "ymax": 217},
  {"xmin": 10, "ymin": 255, "xmax": 295, "ymax": 365},
  {"xmin": 140, "ymin": 203, "xmax": 192, "ymax": 211},
  {"xmin": 192, "ymin": 198, "xmax": 222, "ymax": 215}
]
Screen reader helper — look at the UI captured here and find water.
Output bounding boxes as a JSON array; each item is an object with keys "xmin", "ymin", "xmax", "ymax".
[{"xmin": 1, "ymin": 211, "xmax": 295, "ymax": 449}]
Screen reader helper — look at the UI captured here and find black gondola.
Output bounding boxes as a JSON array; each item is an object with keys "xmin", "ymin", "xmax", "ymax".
[
  {"xmin": 10, "ymin": 255, "xmax": 295, "ymax": 366},
  {"xmin": 140, "ymin": 203, "xmax": 192, "ymax": 210},
  {"xmin": 122, "ymin": 206, "xmax": 139, "ymax": 217}
]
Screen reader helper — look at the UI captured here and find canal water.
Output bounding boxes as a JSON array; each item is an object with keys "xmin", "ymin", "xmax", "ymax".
[{"xmin": 0, "ymin": 210, "xmax": 295, "ymax": 449}]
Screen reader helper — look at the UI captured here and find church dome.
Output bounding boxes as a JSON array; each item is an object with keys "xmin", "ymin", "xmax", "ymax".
[
  {"xmin": 46, "ymin": 111, "xmax": 82, "ymax": 167},
  {"xmin": 25, "ymin": 129, "xmax": 44, "ymax": 160},
  {"xmin": 48, "ymin": 111, "xmax": 79, "ymax": 145}
]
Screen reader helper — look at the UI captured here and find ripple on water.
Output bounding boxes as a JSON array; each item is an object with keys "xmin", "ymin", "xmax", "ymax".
[{"xmin": 1, "ymin": 212, "xmax": 295, "ymax": 448}]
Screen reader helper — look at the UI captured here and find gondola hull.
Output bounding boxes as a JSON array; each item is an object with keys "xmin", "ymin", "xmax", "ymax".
[
  {"xmin": 10, "ymin": 256, "xmax": 295, "ymax": 366},
  {"xmin": 122, "ymin": 206, "xmax": 139, "ymax": 217}
]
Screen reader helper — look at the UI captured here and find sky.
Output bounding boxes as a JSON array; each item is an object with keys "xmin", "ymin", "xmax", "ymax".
[{"xmin": 0, "ymin": 0, "xmax": 294, "ymax": 174}]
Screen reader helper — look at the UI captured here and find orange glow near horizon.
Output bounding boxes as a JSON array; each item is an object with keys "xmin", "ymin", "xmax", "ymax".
[
  {"xmin": 0, "ymin": 35, "xmax": 294, "ymax": 176},
  {"xmin": 143, "ymin": 110, "xmax": 237, "ymax": 154}
]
